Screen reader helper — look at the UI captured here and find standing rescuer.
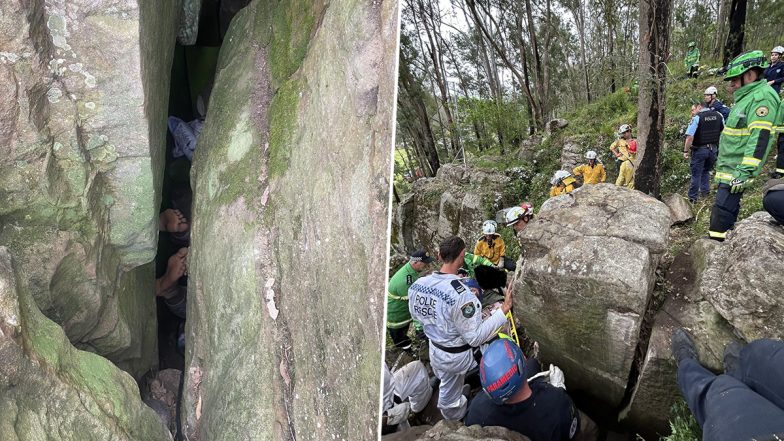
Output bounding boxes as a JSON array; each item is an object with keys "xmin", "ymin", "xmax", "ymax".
[
  {"xmin": 387, "ymin": 249, "xmax": 433, "ymax": 351},
  {"xmin": 708, "ymin": 50, "xmax": 781, "ymax": 241},
  {"xmin": 764, "ymin": 46, "xmax": 784, "ymax": 94},
  {"xmin": 572, "ymin": 150, "xmax": 606, "ymax": 185},
  {"xmin": 408, "ymin": 236, "xmax": 513, "ymax": 420},
  {"xmin": 683, "ymin": 103, "xmax": 723, "ymax": 203}
]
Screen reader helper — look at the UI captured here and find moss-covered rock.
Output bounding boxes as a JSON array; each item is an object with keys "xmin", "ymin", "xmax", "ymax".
[
  {"xmin": 0, "ymin": 0, "xmax": 181, "ymax": 377},
  {"xmin": 0, "ymin": 247, "xmax": 171, "ymax": 441},
  {"xmin": 181, "ymin": 0, "xmax": 397, "ymax": 439}
]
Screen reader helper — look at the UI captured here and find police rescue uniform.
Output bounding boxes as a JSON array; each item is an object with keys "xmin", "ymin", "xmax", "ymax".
[{"xmin": 408, "ymin": 272, "xmax": 507, "ymax": 420}]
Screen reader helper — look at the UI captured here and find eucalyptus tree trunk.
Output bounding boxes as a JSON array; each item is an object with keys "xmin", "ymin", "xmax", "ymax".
[{"xmin": 635, "ymin": 0, "xmax": 671, "ymax": 198}]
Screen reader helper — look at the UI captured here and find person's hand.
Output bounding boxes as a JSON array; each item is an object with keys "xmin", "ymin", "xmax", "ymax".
[
  {"xmin": 730, "ymin": 177, "xmax": 751, "ymax": 194},
  {"xmin": 501, "ymin": 279, "xmax": 514, "ymax": 313},
  {"xmin": 683, "ymin": 151, "xmax": 689, "ymax": 160},
  {"xmin": 769, "ymin": 80, "xmax": 775, "ymax": 86}
]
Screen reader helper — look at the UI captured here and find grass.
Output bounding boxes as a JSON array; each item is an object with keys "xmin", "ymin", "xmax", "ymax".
[{"xmin": 659, "ymin": 401, "xmax": 701, "ymax": 441}]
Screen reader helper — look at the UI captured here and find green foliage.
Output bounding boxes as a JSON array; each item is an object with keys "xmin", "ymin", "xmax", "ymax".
[
  {"xmin": 661, "ymin": 401, "xmax": 701, "ymax": 441},
  {"xmin": 458, "ymin": 97, "xmax": 529, "ymax": 154}
]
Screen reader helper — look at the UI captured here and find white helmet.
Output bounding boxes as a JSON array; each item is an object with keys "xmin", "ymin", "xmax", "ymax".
[
  {"xmin": 618, "ymin": 124, "xmax": 632, "ymax": 136},
  {"xmin": 585, "ymin": 150, "xmax": 597, "ymax": 160},
  {"xmin": 505, "ymin": 203, "xmax": 535, "ymax": 226},
  {"xmin": 772, "ymin": 46, "xmax": 784, "ymax": 55},
  {"xmin": 704, "ymin": 86, "xmax": 718, "ymax": 95},
  {"xmin": 482, "ymin": 220, "xmax": 498, "ymax": 235},
  {"xmin": 551, "ymin": 170, "xmax": 572, "ymax": 185}
]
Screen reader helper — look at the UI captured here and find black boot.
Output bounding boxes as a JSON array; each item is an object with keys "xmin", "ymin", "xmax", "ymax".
[{"xmin": 671, "ymin": 328, "xmax": 699, "ymax": 366}]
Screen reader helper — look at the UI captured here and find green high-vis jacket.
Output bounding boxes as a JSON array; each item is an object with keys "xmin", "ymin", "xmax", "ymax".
[
  {"xmin": 715, "ymin": 80, "xmax": 780, "ymax": 184},
  {"xmin": 684, "ymin": 48, "xmax": 700, "ymax": 69}
]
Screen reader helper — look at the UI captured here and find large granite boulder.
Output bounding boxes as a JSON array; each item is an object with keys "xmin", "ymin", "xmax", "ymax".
[
  {"xmin": 395, "ymin": 164, "xmax": 511, "ymax": 253},
  {"xmin": 624, "ymin": 212, "xmax": 784, "ymax": 433},
  {"xmin": 0, "ymin": 0, "xmax": 181, "ymax": 377},
  {"xmin": 180, "ymin": 1, "xmax": 397, "ymax": 439},
  {"xmin": 513, "ymin": 184, "xmax": 670, "ymax": 406},
  {"xmin": 0, "ymin": 247, "xmax": 171, "ymax": 440},
  {"xmin": 696, "ymin": 212, "xmax": 784, "ymax": 341},
  {"xmin": 622, "ymin": 246, "xmax": 739, "ymax": 435}
]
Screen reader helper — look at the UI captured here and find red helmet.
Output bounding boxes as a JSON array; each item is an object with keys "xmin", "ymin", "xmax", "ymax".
[
  {"xmin": 519, "ymin": 202, "xmax": 534, "ymax": 217},
  {"xmin": 628, "ymin": 139, "xmax": 638, "ymax": 154}
]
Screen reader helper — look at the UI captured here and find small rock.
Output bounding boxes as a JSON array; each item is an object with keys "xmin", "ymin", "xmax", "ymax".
[{"xmin": 664, "ymin": 193, "xmax": 694, "ymax": 225}]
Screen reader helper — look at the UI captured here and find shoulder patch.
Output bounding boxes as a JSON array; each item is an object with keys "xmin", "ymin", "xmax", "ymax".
[
  {"xmin": 756, "ymin": 106, "xmax": 769, "ymax": 117},
  {"xmin": 569, "ymin": 417, "xmax": 578, "ymax": 438},
  {"xmin": 460, "ymin": 301, "xmax": 476, "ymax": 318},
  {"xmin": 450, "ymin": 280, "xmax": 467, "ymax": 294}
]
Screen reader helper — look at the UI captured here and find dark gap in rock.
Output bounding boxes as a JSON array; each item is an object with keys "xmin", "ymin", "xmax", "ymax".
[
  {"xmin": 614, "ymin": 264, "xmax": 669, "ymax": 437},
  {"xmin": 153, "ymin": 0, "xmax": 249, "ymax": 373}
]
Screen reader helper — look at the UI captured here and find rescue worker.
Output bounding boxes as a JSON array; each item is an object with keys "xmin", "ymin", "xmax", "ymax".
[
  {"xmin": 774, "ymin": 92, "xmax": 784, "ymax": 178},
  {"xmin": 572, "ymin": 150, "xmax": 606, "ymax": 185},
  {"xmin": 462, "ymin": 252, "xmax": 495, "ymax": 279},
  {"xmin": 549, "ymin": 170, "xmax": 577, "ymax": 197},
  {"xmin": 708, "ymin": 50, "xmax": 780, "ymax": 241},
  {"xmin": 609, "ymin": 124, "xmax": 632, "ymax": 162},
  {"xmin": 615, "ymin": 137, "xmax": 636, "ymax": 189},
  {"xmin": 764, "ymin": 46, "xmax": 784, "ymax": 94},
  {"xmin": 505, "ymin": 203, "xmax": 535, "ymax": 234},
  {"xmin": 473, "ymin": 220, "xmax": 506, "ymax": 267},
  {"xmin": 465, "ymin": 339, "xmax": 598, "ymax": 441},
  {"xmin": 387, "ymin": 249, "xmax": 433, "ymax": 351},
  {"xmin": 671, "ymin": 329, "xmax": 784, "ymax": 440},
  {"xmin": 685, "ymin": 41, "xmax": 700, "ymax": 78},
  {"xmin": 683, "ymin": 103, "xmax": 723, "ymax": 202},
  {"xmin": 763, "ymin": 178, "xmax": 784, "ymax": 224},
  {"xmin": 381, "ymin": 360, "xmax": 434, "ymax": 434},
  {"xmin": 703, "ymin": 86, "xmax": 731, "ymax": 120},
  {"xmin": 408, "ymin": 235, "xmax": 513, "ymax": 420}
]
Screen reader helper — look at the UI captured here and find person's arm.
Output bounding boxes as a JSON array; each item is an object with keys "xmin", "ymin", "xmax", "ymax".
[
  {"xmin": 473, "ymin": 240, "xmax": 482, "ymax": 257},
  {"xmin": 609, "ymin": 141, "xmax": 620, "ymax": 158},
  {"xmin": 453, "ymin": 288, "xmax": 508, "ymax": 347},
  {"xmin": 599, "ymin": 164, "xmax": 606, "ymax": 182},
  {"xmin": 734, "ymin": 102, "xmax": 777, "ymax": 182},
  {"xmin": 550, "ymin": 186, "xmax": 558, "ymax": 197},
  {"xmin": 572, "ymin": 165, "xmax": 583, "ymax": 177},
  {"xmin": 497, "ymin": 239, "xmax": 506, "ymax": 264},
  {"xmin": 683, "ymin": 115, "xmax": 699, "ymax": 158}
]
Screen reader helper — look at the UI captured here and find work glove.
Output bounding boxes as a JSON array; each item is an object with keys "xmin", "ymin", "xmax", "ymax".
[
  {"xmin": 385, "ymin": 402, "xmax": 411, "ymax": 426},
  {"xmin": 547, "ymin": 364, "xmax": 566, "ymax": 390},
  {"xmin": 730, "ymin": 177, "xmax": 752, "ymax": 194}
]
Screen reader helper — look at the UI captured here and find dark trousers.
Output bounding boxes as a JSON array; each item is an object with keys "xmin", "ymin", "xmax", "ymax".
[
  {"xmin": 709, "ymin": 184, "xmax": 743, "ymax": 238},
  {"xmin": 764, "ymin": 189, "xmax": 784, "ymax": 224},
  {"xmin": 688, "ymin": 147, "xmax": 716, "ymax": 201},
  {"xmin": 776, "ymin": 134, "xmax": 784, "ymax": 174},
  {"xmin": 388, "ymin": 325, "xmax": 412, "ymax": 350},
  {"xmin": 677, "ymin": 339, "xmax": 784, "ymax": 440}
]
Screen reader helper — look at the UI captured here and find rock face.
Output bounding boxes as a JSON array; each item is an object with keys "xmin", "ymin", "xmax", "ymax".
[
  {"xmin": 625, "ymin": 212, "xmax": 784, "ymax": 432},
  {"xmin": 546, "ymin": 118, "xmax": 569, "ymax": 134},
  {"xmin": 396, "ymin": 164, "xmax": 512, "ymax": 253},
  {"xmin": 0, "ymin": 247, "xmax": 171, "ymax": 441},
  {"xmin": 385, "ymin": 421, "xmax": 530, "ymax": 441},
  {"xmin": 180, "ymin": 1, "xmax": 397, "ymax": 439},
  {"xmin": 513, "ymin": 184, "xmax": 670, "ymax": 406},
  {"xmin": 0, "ymin": 0, "xmax": 181, "ymax": 377},
  {"xmin": 695, "ymin": 212, "xmax": 784, "ymax": 340},
  {"xmin": 664, "ymin": 193, "xmax": 693, "ymax": 225},
  {"xmin": 518, "ymin": 135, "xmax": 542, "ymax": 161},
  {"xmin": 560, "ymin": 136, "xmax": 586, "ymax": 171}
]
